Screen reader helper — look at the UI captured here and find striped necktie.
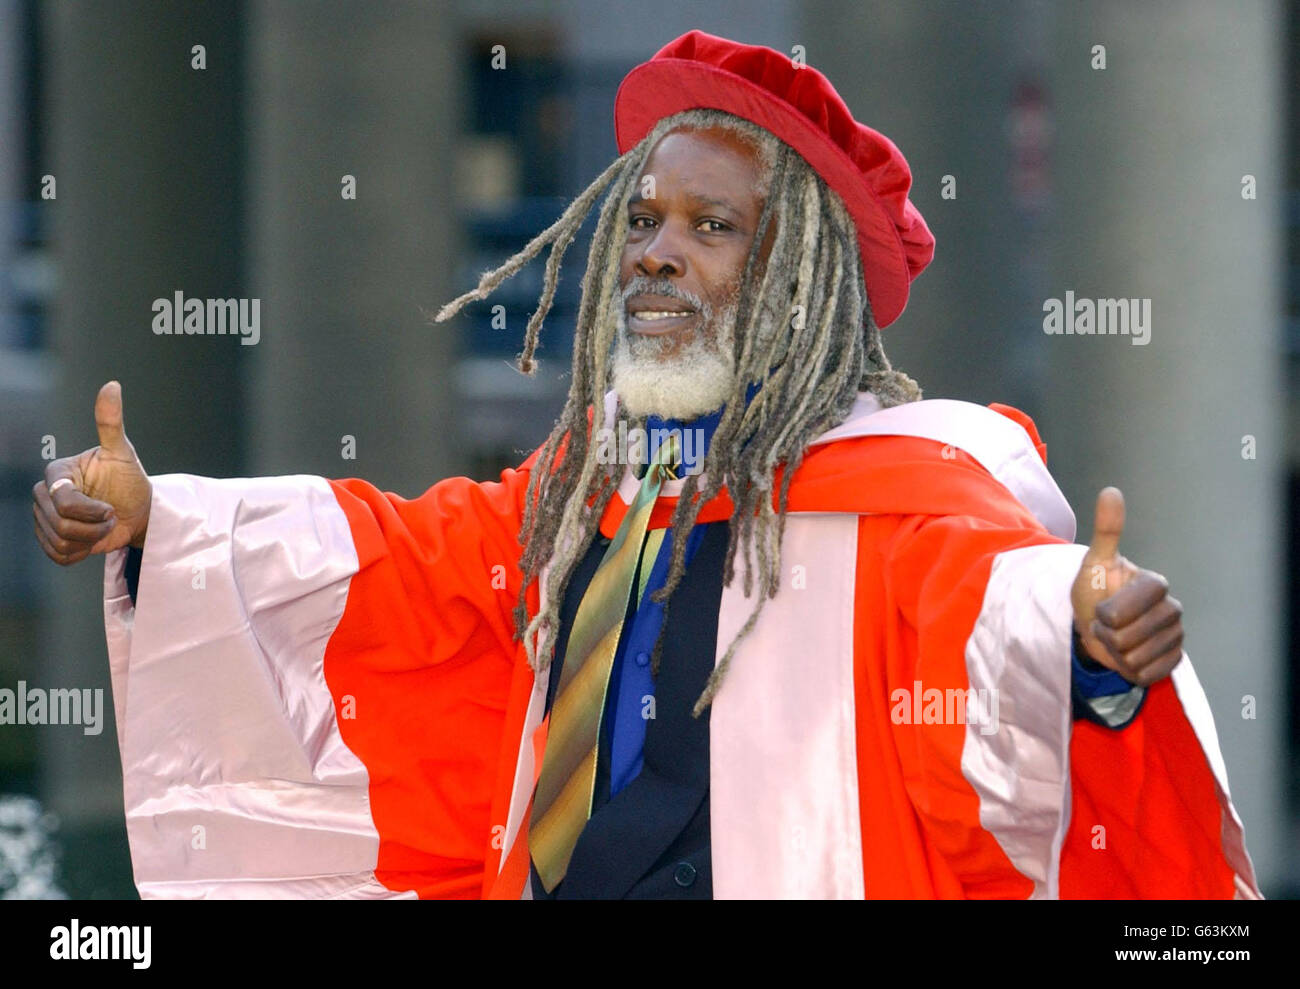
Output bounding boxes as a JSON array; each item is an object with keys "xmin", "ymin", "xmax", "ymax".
[{"xmin": 529, "ymin": 433, "xmax": 681, "ymax": 893}]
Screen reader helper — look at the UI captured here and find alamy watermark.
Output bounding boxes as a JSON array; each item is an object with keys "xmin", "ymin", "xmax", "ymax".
[
  {"xmin": 0, "ymin": 682, "xmax": 103, "ymax": 736},
  {"xmin": 50, "ymin": 920, "xmax": 150, "ymax": 969},
  {"xmin": 594, "ymin": 424, "xmax": 706, "ymax": 475},
  {"xmin": 890, "ymin": 681, "xmax": 1000, "ymax": 736},
  {"xmin": 1043, "ymin": 291, "xmax": 1151, "ymax": 346},
  {"xmin": 151, "ymin": 291, "xmax": 260, "ymax": 346}
]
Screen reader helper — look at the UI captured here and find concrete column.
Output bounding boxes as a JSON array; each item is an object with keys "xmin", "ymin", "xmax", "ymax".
[
  {"xmin": 245, "ymin": 2, "xmax": 461, "ymax": 493},
  {"xmin": 1043, "ymin": 0, "xmax": 1286, "ymax": 890},
  {"xmin": 802, "ymin": 0, "xmax": 1044, "ymax": 408}
]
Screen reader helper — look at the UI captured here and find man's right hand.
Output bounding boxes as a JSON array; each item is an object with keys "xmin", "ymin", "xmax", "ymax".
[{"xmin": 32, "ymin": 380, "xmax": 153, "ymax": 565}]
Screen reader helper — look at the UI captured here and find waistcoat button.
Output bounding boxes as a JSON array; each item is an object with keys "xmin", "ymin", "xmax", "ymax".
[{"xmin": 673, "ymin": 861, "xmax": 697, "ymax": 887}]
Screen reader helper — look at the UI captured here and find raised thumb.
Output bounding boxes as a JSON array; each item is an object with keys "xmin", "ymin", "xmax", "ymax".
[
  {"xmin": 94, "ymin": 380, "xmax": 131, "ymax": 454},
  {"xmin": 1087, "ymin": 486, "xmax": 1125, "ymax": 561}
]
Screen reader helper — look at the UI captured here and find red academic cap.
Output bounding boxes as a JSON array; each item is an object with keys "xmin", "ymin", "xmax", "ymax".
[{"xmin": 615, "ymin": 30, "xmax": 935, "ymax": 329}]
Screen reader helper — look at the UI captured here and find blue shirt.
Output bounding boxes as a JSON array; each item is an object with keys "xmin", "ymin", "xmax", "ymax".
[{"xmin": 601, "ymin": 405, "xmax": 724, "ymax": 796}]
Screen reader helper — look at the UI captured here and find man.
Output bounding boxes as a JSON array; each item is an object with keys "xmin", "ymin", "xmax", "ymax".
[{"xmin": 33, "ymin": 31, "xmax": 1257, "ymax": 899}]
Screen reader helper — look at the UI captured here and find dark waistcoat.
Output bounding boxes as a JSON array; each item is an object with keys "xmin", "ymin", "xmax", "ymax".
[{"xmin": 529, "ymin": 521, "xmax": 729, "ymax": 899}]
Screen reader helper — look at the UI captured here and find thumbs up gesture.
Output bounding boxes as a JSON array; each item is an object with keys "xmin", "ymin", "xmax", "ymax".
[
  {"xmin": 1070, "ymin": 487, "xmax": 1184, "ymax": 686},
  {"xmin": 32, "ymin": 381, "xmax": 153, "ymax": 565}
]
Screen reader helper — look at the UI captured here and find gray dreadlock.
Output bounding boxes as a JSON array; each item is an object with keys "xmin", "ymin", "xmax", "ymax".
[{"xmin": 434, "ymin": 107, "xmax": 922, "ymax": 717}]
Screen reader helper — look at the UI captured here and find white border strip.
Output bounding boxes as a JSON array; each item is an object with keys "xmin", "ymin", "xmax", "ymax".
[{"xmin": 711, "ymin": 513, "xmax": 864, "ymax": 898}]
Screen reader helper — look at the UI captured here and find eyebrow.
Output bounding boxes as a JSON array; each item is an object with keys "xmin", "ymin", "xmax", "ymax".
[{"xmin": 627, "ymin": 189, "xmax": 748, "ymax": 214}]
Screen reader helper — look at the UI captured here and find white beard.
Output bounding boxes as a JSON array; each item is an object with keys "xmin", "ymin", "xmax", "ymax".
[{"xmin": 610, "ymin": 296, "xmax": 739, "ymax": 421}]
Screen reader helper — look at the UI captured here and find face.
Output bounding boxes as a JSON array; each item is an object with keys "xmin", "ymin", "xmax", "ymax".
[{"xmin": 610, "ymin": 125, "xmax": 775, "ymax": 421}]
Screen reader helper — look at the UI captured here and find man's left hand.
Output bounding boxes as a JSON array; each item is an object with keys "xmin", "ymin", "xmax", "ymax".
[{"xmin": 1070, "ymin": 486, "xmax": 1184, "ymax": 687}]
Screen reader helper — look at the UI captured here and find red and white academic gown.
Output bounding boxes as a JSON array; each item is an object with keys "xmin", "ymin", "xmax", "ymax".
[{"xmin": 101, "ymin": 391, "xmax": 1259, "ymax": 899}]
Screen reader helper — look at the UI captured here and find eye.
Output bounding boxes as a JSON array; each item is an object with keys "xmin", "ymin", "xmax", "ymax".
[
  {"xmin": 697, "ymin": 219, "xmax": 731, "ymax": 233},
  {"xmin": 629, "ymin": 215, "xmax": 656, "ymax": 230}
]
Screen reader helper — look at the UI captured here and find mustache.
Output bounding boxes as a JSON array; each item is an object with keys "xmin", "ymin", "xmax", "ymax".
[{"xmin": 619, "ymin": 277, "xmax": 710, "ymax": 319}]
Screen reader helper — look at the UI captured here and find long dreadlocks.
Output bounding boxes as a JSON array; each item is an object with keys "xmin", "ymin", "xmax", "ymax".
[{"xmin": 434, "ymin": 107, "xmax": 922, "ymax": 716}]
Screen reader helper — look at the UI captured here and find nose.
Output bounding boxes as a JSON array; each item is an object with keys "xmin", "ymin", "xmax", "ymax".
[{"xmin": 635, "ymin": 225, "xmax": 685, "ymax": 279}]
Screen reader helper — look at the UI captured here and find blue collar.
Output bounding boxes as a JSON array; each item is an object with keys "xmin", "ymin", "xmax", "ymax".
[{"xmin": 642, "ymin": 380, "xmax": 762, "ymax": 475}]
